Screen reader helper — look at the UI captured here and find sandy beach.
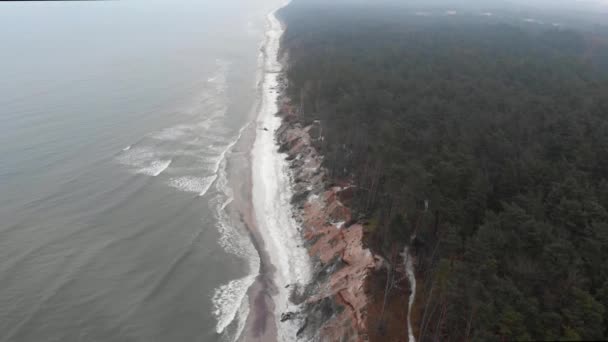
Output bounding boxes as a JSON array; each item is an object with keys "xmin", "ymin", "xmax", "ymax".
[
  {"xmin": 223, "ymin": 6, "xmax": 311, "ymax": 342},
  {"xmin": 224, "ymin": 119, "xmax": 278, "ymax": 342}
]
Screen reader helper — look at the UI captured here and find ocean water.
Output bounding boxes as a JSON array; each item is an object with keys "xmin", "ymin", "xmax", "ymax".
[{"xmin": 0, "ymin": 0, "xmax": 282, "ymax": 341}]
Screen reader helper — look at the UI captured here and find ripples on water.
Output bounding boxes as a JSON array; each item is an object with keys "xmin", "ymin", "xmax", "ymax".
[
  {"xmin": 114, "ymin": 59, "xmax": 262, "ymax": 340},
  {"xmin": 0, "ymin": 1, "xmax": 283, "ymax": 341}
]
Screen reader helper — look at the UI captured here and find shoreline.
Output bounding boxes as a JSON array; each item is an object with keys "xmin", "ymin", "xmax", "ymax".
[
  {"xmin": 218, "ymin": 8, "xmax": 284, "ymax": 342},
  {"xmin": 223, "ymin": 9, "xmax": 284, "ymax": 342},
  {"xmin": 269, "ymin": 21, "xmax": 417, "ymax": 342},
  {"xmin": 231, "ymin": 5, "xmax": 417, "ymax": 342},
  {"xmin": 230, "ymin": 5, "xmax": 312, "ymax": 342},
  {"xmin": 249, "ymin": 8, "xmax": 313, "ymax": 341},
  {"xmin": 238, "ymin": 5, "xmax": 384, "ymax": 340},
  {"xmin": 224, "ymin": 115, "xmax": 277, "ymax": 342}
]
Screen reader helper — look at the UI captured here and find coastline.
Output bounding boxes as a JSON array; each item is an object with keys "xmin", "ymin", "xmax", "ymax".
[
  {"xmin": 214, "ymin": 8, "xmax": 284, "ymax": 342},
  {"xmin": 224, "ymin": 114, "xmax": 277, "ymax": 342},
  {"xmin": 249, "ymin": 8, "xmax": 313, "ymax": 340},
  {"xmin": 236, "ymin": 6, "xmax": 313, "ymax": 342},
  {"xmin": 219, "ymin": 2, "xmax": 605, "ymax": 341},
  {"xmin": 235, "ymin": 5, "xmax": 418, "ymax": 342},
  {"xmin": 271, "ymin": 75, "xmax": 417, "ymax": 342},
  {"xmin": 265, "ymin": 9, "xmax": 418, "ymax": 342},
  {"xmin": 240, "ymin": 5, "xmax": 397, "ymax": 341},
  {"xmin": 221, "ymin": 8, "xmax": 288, "ymax": 342}
]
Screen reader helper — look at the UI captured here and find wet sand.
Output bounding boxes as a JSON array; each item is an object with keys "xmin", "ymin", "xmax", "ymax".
[
  {"xmin": 223, "ymin": 7, "xmax": 303, "ymax": 342},
  {"xmin": 225, "ymin": 120, "xmax": 278, "ymax": 342}
]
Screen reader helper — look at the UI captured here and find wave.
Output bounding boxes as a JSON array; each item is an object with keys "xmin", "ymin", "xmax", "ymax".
[
  {"xmin": 137, "ymin": 159, "xmax": 172, "ymax": 177},
  {"xmin": 116, "ymin": 147, "xmax": 171, "ymax": 176},
  {"xmin": 233, "ymin": 290, "xmax": 251, "ymax": 342},
  {"xmin": 116, "ymin": 56, "xmax": 231, "ymax": 176},
  {"xmin": 168, "ymin": 175, "xmax": 217, "ymax": 197},
  {"xmin": 113, "ymin": 63, "xmax": 257, "ymax": 337},
  {"xmin": 212, "ymin": 275, "xmax": 257, "ymax": 335},
  {"xmin": 111, "ymin": 26, "xmax": 261, "ymax": 342},
  {"xmin": 211, "ymin": 158, "xmax": 260, "ymax": 337},
  {"xmin": 209, "ymin": 8, "xmax": 310, "ymax": 341}
]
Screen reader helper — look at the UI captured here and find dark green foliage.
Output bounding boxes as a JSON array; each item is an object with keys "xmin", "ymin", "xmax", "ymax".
[{"xmin": 279, "ymin": 2, "xmax": 608, "ymax": 340}]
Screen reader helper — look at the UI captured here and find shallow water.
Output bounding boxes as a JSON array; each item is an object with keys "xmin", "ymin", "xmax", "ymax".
[{"xmin": 0, "ymin": 1, "xmax": 281, "ymax": 341}]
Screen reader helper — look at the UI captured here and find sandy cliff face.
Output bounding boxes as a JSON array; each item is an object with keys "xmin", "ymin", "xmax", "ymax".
[{"xmin": 275, "ymin": 93, "xmax": 384, "ymax": 342}]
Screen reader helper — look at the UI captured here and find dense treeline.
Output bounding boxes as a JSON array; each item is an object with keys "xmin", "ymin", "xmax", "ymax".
[{"xmin": 279, "ymin": 2, "xmax": 608, "ymax": 341}]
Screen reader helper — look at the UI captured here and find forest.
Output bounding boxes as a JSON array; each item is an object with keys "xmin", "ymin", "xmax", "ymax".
[{"xmin": 278, "ymin": 1, "xmax": 608, "ymax": 341}]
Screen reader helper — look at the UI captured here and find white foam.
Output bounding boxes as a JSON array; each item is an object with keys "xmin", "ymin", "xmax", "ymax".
[
  {"xmin": 138, "ymin": 159, "xmax": 172, "ymax": 176},
  {"xmin": 208, "ymin": 114, "xmax": 264, "ymax": 337},
  {"xmin": 251, "ymin": 9, "xmax": 312, "ymax": 340},
  {"xmin": 122, "ymin": 145, "xmax": 131, "ymax": 151},
  {"xmin": 168, "ymin": 175, "xmax": 217, "ymax": 196},
  {"xmin": 117, "ymin": 147, "xmax": 172, "ymax": 176},
  {"xmin": 212, "ymin": 275, "xmax": 257, "ymax": 334},
  {"xmin": 116, "ymin": 60, "xmax": 259, "ymax": 336},
  {"xmin": 233, "ymin": 290, "xmax": 251, "ymax": 341},
  {"xmin": 210, "ymin": 122, "xmax": 252, "ymax": 177},
  {"xmin": 211, "ymin": 158, "xmax": 261, "ymax": 336}
]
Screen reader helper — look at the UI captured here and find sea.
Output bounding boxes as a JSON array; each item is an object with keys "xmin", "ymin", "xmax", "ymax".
[{"xmin": 0, "ymin": 0, "xmax": 286, "ymax": 341}]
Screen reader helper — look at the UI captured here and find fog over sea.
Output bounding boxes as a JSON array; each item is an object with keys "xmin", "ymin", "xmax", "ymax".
[{"xmin": 0, "ymin": 0, "xmax": 282, "ymax": 341}]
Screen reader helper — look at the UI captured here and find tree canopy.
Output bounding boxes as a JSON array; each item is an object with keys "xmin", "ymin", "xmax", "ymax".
[{"xmin": 279, "ymin": 2, "xmax": 608, "ymax": 340}]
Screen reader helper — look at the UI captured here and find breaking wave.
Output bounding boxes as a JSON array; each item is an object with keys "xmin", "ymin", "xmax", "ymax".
[
  {"xmin": 138, "ymin": 159, "xmax": 172, "ymax": 177},
  {"xmin": 116, "ymin": 147, "xmax": 172, "ymax": 177},
  {"xmin": 116, "ymin": 59, "xmax": 231, "ymax": 181},
  {"xmin": 113, "ymin": 22, "xmax": 282, "ymax": 342},
  {"xmin": 210, "ymin": 151, "xmax": 260, "ymax": 338},
  {"xmin": 168, "ymin": 175, "xmax": 217, "ymax": 197}
]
